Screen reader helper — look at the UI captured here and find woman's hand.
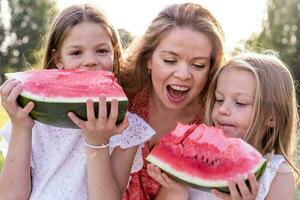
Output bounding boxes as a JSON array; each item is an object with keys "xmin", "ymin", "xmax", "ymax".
[
  {"xmin": 211, "ymin": 173, "xmax": 259, "ymax": 200},
  {"xmin": 68, "ymin": 95, "xmax": 128, "ymax": 145},
  {"xmin": 147, "ymin": 163, "xmax": 188, "ymax": 199},
  {"xmin": 0, "ymin": 79, "xmax": 35, "ymax": 131}
]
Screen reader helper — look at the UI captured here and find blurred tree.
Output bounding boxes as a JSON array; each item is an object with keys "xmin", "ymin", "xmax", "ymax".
[
  {"xmin": 0, "ymin": 0, "xmax": 58, "ymax": 83},
  {"xmin": 0, "ymin": 13, "xmax": 4, "ymax": 47},
  {"xmin": 0, "ymin": 0, "xmax": 7, "ymax": 83},
  {"xmin": 246, "ymin": 0, "xmax": 300, "ymax": 88},
  {"xmin": 118, "ymin": 28, "xmax": 134, "ymax": 49}
]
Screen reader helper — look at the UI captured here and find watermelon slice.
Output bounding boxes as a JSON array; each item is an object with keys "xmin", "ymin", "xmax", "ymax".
[
  {"xmin": 146, "ymin": 123, "xmax": 267, "ymax": 192},
  {"xmin": 5, "ymin": 69, "xmax": 128, "ymax": 129}
]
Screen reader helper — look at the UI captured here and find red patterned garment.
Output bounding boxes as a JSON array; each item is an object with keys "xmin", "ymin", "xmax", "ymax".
[{"xmin": 123, "ymin": 88, "xmax": 203, "ymax": 200}]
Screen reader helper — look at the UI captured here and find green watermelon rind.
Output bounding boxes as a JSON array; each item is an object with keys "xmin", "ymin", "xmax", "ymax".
[
  {"xmin": 146, "ymin": 154, "xmax": 267, "ymax": 192},
  {"xmin": 17, "ymin": 93, "xmax": 128, "ymax": 129},
  {"xmin": 5, "ymin": 72, "xmax": 128, "ymax": 129}
]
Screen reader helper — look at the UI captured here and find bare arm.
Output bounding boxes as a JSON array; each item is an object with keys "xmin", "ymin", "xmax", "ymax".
[
  {"xmin": 68, "ymin": 97, "xmax": 128, "ymax": 200},
  {"xmin": 0, "ymin": 128, "xmax": 32, "ymax": 199},
  {"xmin": 265, "ymin": 163, "xmax": 296, "ymax": 200},
  {"xmin": 85, "ymin": 147, "xmax": 121, "ymax": 200},
  {"xmin": 0, "ymin": 79, "xmax": 34, "ymax": 199},
  {"xmin": 111, "ymin": 146, "xmax": 138, "ymax": 194}
]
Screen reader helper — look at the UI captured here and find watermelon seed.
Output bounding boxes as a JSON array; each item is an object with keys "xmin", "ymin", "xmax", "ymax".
[{"xmin": 213, "ymin": 158, "xmax": 220, "ymax": 165}]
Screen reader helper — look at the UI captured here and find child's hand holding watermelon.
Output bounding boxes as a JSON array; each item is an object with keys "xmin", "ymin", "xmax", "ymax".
[
  {"xmin": 147, "ymin": 163, "xmax": 188, "ymax": 200},
  {"xmin": 211, "ymin": 173, "xmax": 259, "ymax": 200},
  {"xmin": 0, "ymin": 79, "xmax": 35, "ymax": 131},
  {"xmin": 68, "ymin": 96, "xmax": 129, "ymax": 147}
]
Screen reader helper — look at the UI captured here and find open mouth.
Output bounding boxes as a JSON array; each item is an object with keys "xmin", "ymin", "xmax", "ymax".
[{"xmin": 166, "ymin": 85, "xmax": 190, "ymax": 104}]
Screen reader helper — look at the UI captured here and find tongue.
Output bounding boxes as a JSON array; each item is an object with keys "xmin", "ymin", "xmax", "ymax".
[
  {"xmin": 168, "ymin": 87, "xmax": 186, "ymax": 103},
  {"xmin": 170, "ymin": 88, "xmax": 185, "ymax": 97}
]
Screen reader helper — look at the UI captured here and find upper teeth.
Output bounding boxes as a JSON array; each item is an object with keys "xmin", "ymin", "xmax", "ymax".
[{"xmin": 170, "ymin": 85, "xmax": 189, "ymax": 91}]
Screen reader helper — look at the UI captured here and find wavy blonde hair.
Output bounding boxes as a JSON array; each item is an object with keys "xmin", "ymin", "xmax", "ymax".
[
  {"xmin": 120, "ymin": 3, "xmax": 225, "ymax": 104},
  {"xmin": 205, "ymin": 52, "xmax": 300, "ymax": 183}
]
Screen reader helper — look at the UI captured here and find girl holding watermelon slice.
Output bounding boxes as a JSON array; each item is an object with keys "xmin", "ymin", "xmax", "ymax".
[
  {"xmin": 0, "ymin": 4, "xmax": 155, "ymax": 200},
  {"xmin": 119, "ymin": 3, "xmax": 225, "ymax": 200},
  {"xmin": 205, "ymin": 52, "xmax": 299, "ymax": 200},
  {"xmin": 148, "ymin": 52, "xmax": 300, "ymax": 199}
]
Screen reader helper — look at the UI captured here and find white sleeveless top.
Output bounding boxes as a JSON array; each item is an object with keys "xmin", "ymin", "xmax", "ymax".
[
  {"xmin": 188, "ymin": 153, "xmax": 285, "ymax": 200},
  {"xmin": 0, "ymin": 112, "xmax": 155, "ymax": 200}
]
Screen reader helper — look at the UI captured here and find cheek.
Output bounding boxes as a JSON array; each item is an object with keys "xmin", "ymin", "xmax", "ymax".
[
  {"xmin": 243, "ymin": 114, "xmax": 252, "ymax": 128},
  {"xmin": 150, "ymin": 64, "xmax": 166, "ymax": 84},
  {"xmin": 238, "ymin": 109, "xmax": 253, "ymax": 133},
  {"xmin": 194, "ymin": 70, "xmax": 209, "ymax": 89},
  {"xmin": 101, "ymin": 56, "xmax": 114, "ymax": 71},
  {"xmin": 62, "ymin": 59, "xmax": 78, "ymax": 69}
]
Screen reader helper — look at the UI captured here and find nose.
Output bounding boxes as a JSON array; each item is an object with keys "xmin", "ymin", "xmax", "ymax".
[
  {"xmin": 218, "ymin": 101, "xmax": 231, "ymax": 115},
  {"xmin": 173, "ymin": 63, "xmax": 192, "ymax": 80},
  {"xmin": 82, "ymin": 53, "xmax": 98, "ymax": 68}
]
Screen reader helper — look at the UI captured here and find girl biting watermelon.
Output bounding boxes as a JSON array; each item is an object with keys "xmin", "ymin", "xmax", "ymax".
[
  {"xmin": 148, "ymin": 52, "xmax": 300, "ymax": 200},
  {"xmin": 0, "ymin": 4, "xmax": 155, "ymax": 200}
]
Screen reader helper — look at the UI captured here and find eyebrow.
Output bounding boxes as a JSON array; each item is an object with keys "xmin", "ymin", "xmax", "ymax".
[
  {"xmin": 215, "ymin": 90, "xmax": 254, "ymax": 99},
  {"xmin": 160, "ymin": 50, "xmax": 210, "ymax": 61},
  {"xmin": 66, "ymin": 42, "xmax": 111, "ymax": 49}
]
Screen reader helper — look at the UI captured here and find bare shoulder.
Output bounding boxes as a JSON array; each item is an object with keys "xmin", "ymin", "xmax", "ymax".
[
  {"xmin": 277, "ymin": 162, "xmax": 293, "ymax": 173},
  {"xmin": 265, "ymin": 162, "xmax": 296, "ymax": 200}
]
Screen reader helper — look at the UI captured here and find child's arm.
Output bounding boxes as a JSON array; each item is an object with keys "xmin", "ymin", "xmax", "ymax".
[
  {"xmin": 264, "ymin": 162, "xmax": 296, "ymax": 200},
  {"xmin": 111, "ymin": 112, "xmax": 156, "ymax": 194},
  {"xmin": 0, "ymin": 79, "xmax": 34, "ymax": 199},
  {"xmin": 147, "ymin": 164, "xmax": 188, "ymax": 200},
  {"xmin": 85, "ymin": 147, "xmax": 121, "ymax": 200},
  {"xmin": 68, "ymin": 96, "xmax": 128, "ymax": 200},
  {"xmin": 111, "ymin": 146, "xmax": 138, "ymax": 193}
]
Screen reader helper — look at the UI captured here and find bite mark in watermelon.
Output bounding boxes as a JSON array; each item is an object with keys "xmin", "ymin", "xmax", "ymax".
[
  {"xmin": 146, "ymin": 123, "xmax": 267, "ymax": 192},
  {"xmin": 5, "ymin": 69, "xmax": 128, "ymax": 129}
]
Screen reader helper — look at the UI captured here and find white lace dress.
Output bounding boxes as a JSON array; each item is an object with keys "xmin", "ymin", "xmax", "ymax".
[
  {"xmin": 0, "ymin": 112, "xmax": 155, "ymax": 200},
  {"xmin": 188, "ymin": 153, "xmax": 285, "ymax": 200}
]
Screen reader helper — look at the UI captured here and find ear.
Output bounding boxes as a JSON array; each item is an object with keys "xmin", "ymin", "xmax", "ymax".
[{"xmin": 266, "ymin": 116, "xmax": 275, "ymax": 128}]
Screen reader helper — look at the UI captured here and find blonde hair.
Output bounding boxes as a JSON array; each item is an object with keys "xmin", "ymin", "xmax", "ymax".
[
  {"xmin": 120, "ymin": 3, "xmax": 224, "ymax": 103},
  {"xmin": 205, "ymin": 52, "xmax": 300, "ymax": 182},
  {"xmin": 41, "ymin": 4, "xmax": 122, "ymax": 77}
]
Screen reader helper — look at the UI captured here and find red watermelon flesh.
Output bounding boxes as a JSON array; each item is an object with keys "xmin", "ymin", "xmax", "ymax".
[
  {"xmin": 146, "ymin": 123, "xmax": 267, "ymax": 189},
  {"xmin": 9, "ymin": 68, "xmax": 126, "ymax": 101}
]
